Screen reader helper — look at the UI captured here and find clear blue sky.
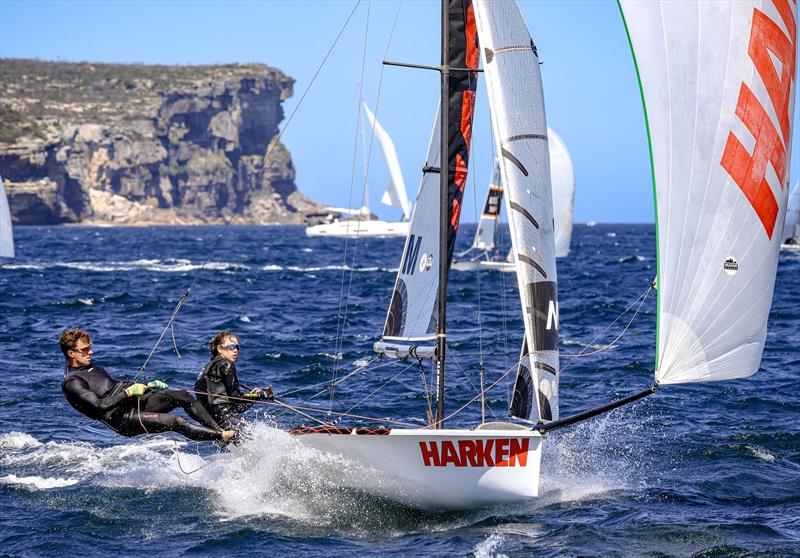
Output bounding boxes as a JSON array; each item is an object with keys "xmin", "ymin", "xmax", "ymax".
[{"xmin": 1, "ymin": 0, "xmax": 797, "ymax": 223}]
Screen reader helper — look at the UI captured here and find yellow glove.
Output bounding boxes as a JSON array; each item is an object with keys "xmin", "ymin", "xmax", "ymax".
[
  {"xmin": 125, "ymin": 383, "xmax": 149, "ymax": 397},
  {"xmin": 147, "ymin": 380, "xmax": 168, "ymax": 390},
  {"xmin": 242, "ymin": 391, "xmax": 261, "ymax": 400}
]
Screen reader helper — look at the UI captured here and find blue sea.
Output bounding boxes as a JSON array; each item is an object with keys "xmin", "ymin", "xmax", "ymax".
[{"xmin": 0, "ymin": 224, "xmax": 798, "ymax": 557}]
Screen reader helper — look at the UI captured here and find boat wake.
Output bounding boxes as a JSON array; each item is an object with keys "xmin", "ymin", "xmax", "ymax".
[{"xmin": 0, "ymin": 412, "xmax": 651, "ymax": 538}]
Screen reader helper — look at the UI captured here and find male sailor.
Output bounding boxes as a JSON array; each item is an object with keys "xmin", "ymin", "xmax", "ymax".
[
  {"xmin": 60, "ymin": 328, "xmax": 235, "ymax": 443},
  {"xmin": 194, "ymin": 331, "xmax": 273, "ymax": 430}
]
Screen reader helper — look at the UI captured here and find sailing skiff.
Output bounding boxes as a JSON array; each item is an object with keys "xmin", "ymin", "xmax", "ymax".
[{"xmin": 291, "ymin": 0, "xmax": 796, "ymax": 510}]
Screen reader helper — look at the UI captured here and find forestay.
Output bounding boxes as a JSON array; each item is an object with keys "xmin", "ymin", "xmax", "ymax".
[
  {"xmin": 363, "ymin": 103, "xmax": 411, "ymax": 220},
  {"xmin": 549, "ymin": 127, "xmax": 575, "ymax": 258},
  {"xmin": 0, "ymin": 176, "xmax": 14, "ymax": 260},
  {"xmin": 474, "ymin": 0, "xmax": 560, "ymax": 422},
  {"xmin": 471, "ymin": 158, "xmax": 503, "ymax": 251},
  {"xmin": 620, "ymin": 0, "xmax": 797, "ymax": 383}
]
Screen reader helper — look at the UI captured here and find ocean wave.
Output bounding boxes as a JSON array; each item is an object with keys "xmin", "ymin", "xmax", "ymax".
[
  {"xmin": 2, "ymin": 259, "xmax": 250, "ymax": 273},
  {"xmin": 0, "ymin": 474, "xmax": 80, "ymax": 490},
  {"xmin": 617, "ymin": 255, "xmax": 647, "ymax": 263}
]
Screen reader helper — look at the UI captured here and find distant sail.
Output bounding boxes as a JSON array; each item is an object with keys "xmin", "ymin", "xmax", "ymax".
[
  {"xmin": 363, "ymin": 103, "xmax": 411, "ymax": 221},
  {"xmin": 475, "ymin": 0, "xmax": 560, "ymax": 421},
  {"xmin": 375, "ymin": 0, "xmax": 479, "ymax": 358},
  {"xmin": 783, "ymin": 181, "xmax": 799, "ymax": 243},
  {"xmin": 471, "ymin": 158, "xmax": 503, "ymax": 251},
  {"xmin": 620, "ymin": 0, "xmax": 797, "ymax": 383},
  {"xmin": 549, "ymin": 127, "xmax": 575, "ymax": 258},
  {"xmin": 0, "ymin": 176, "xmax": 14, "ymax": 260}
]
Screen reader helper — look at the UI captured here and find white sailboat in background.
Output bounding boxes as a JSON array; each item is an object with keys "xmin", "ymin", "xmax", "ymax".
[
  {"xmin": 306, "ymin": 103, "xmax": 412, "ymax": 238},
  {"xmin": 452, "ymin": 126, "xmax": 574, "ymax": 271},
  {"xmin": 0, "ymin": 176, "xmax": 15, "ymax": 261},
  {"xmin": 781, "ymin": 181, "xmax": 799, "ymax": 251}
]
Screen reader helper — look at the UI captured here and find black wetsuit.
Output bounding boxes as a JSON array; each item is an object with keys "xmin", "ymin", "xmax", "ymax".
[
  {"xmin": 62, "ymin": 364, "xmax": 225, "ymax": 442},
  {"xmin": 194, "ymin": 356, "xmax": 254, "ymax": 429}
]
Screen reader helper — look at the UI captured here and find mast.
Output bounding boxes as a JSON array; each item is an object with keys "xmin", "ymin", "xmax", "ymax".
[{"xmin": 435, "ymin": 0, "xmax": 449, "ymax": 428}]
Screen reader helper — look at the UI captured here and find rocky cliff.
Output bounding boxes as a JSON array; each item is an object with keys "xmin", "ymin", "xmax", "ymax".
[{"xmin": 0, "ymin": 59, "xmax": 325, "ymax": 225}]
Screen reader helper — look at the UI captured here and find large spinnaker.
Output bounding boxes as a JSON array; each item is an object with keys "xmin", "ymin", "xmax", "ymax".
[
  {"xmin": 363, "ymin": 103, "xmax": 412, "ymax": 221},
  {"xmin": 474, "ymin": 0, "xmax": 559, "ymax": 422},
  {"xmin": 0, "ymin": 176, "xmax": 14, "ymax": 260},
  {"xmin": 549, "ymin": 127, "xmax": 575, "ymax": 258},
  {"xmin": 471, "ymin": 158, "xmax": 503, "ymax": 251},
  {"xmin": 620, "ymin": 0, "xmax": 797, "ymax": 384},
  {"xmin": 375, "ymin": 0, "xmax": 479, "ymax": 359}
]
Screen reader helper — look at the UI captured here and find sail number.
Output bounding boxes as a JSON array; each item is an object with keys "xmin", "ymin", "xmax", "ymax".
[
  {"xmin": 720, "ymin": 0, "xmax": 796, "ymax": 239},
  {"xmin": 401, "ymin": 234, "xmax": 423, "ymax": 275}
]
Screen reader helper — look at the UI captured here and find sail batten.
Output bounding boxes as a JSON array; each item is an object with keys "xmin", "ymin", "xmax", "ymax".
[{"xmin": 620, "ymin": 0, "xmax": 797, "ymax": 384}]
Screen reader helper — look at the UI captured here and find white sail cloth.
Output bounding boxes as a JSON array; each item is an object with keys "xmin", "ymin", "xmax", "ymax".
[
  {"xmin": 474, "ymin": 0, "xmax": 560, "ymax": 421},
  {"xmin": 620, "ymin": 0, "xmax": 797, "ymax": 384},
  {"xmin": 0, "ymin": 176, "xmax": 14, "ymax": 260},
  {"xmin": 374, "ymin": 109, "xmax": 442, "ymax": 358},
  {"xmin": 549, "ymin": 127, "xmax": 575, "ymax": 258},
  {"xmin": 783, "ymin": 181, "xmax": 799, "ymax": 243},
  {"xmin": 471, "ymin": 158, "xmax": 503, "ymax": 251},
  {"xmin": 363, "ymin": 104, "xmax": 411, "ymax": 221}
]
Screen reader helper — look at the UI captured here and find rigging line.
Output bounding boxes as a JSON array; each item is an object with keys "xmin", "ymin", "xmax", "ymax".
[
  {"xmin": 280, "ymin": 399, "xmax": 421, "ymax": 427},
  {"xmin": 446, "ymin": 347, "xmax": 500, "ymax": 422},
  {"xmin": 332, "ymin": 2, "xmax": 372, "ymax": 405},
  {"xmin": 303, "ymin": 357, "xmax": 390, "ymax": 405},
  {"xmin": 136, "ymin": 1, "xmax": 364, "ymax": 382},
  {"xmin": 340, "ymin": 360, "xmax": 416, "ymax": 419},
  {"xmin": 440, "ymin": 358, "xmax": 519, "ymax": 425},
  {"xmin": 560, "ymin": 285, "xmax": 652, "ymax": 373},
  {"xmin": 417, "ymin": 358, "xmax": 434, "ymax": 425},
  {"xmin": 279, "ymin": 356, "xmax": 380, "ymax": 399},
  {"xmin": 331, "ymin": 0, "xmax": 404, "ymax": 409},
  {"xmin": 186, "ymin": 388, "xmax": 419, "ymax": 426},
  {"xmin": 173, "ymin": 440, "xmax": 230, "ymax": 475}
]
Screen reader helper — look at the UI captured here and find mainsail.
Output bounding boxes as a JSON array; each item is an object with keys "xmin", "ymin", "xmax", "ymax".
[
  {"xmin": 375, "ymin": 0, "xmax": 479, "ymax": 359},
  {"xmin": 0, "ymin": 176, "xmax": 14, "ymax": 260},
  {"xmin": 620, "ymin": 0, "xmax": 797, "ymax": 383},
  {"xmin": 471, "ymin": 158, "xmax": 503, "ymax": 251},
  {"xmin": 474, "ymin": 0, "xmax": 560, "ymax": 421},
  {"xmin": 363, "ymin": 103, "xmax": 411, "ymax": 221},
  {"xmin": 549, "ymin": 127, "xmax": 575, "ymax": 258}
]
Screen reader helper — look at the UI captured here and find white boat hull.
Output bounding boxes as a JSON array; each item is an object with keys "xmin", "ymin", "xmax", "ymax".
[
  {"xmin": 451, "ymin": 259, "xmax": 514, "ymax": 272},
  {"xmin": 305, "ymin": 219, "xmax": 411, "ymax": 238},
  {"xmin": 781, "ymin": 242, "xmax": 800, "ymax": 252},
  {"xmin": 293, "ymin": 427, "xmax": 543, "ymax": 510}
]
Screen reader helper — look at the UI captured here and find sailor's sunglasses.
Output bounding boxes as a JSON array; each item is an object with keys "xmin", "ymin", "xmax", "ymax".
[
  {"xmin": 71, "ymin": 345, "xmax": 92, "ymax": 354},
  {"xmin": 220, "ymin": 343, "xmax": 240, "ymax": 351}
]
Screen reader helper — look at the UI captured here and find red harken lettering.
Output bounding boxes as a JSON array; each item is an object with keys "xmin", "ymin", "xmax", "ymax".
[
  {"xmin": 721, "ymin": 0, "xmax": 796, "ymax": 239},
  {"xmin": 418, "ymin": 438, "xmax": 531, "ymax": 467}
]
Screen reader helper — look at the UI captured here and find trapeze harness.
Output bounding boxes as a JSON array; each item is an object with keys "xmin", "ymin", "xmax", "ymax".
[{"xmin": 61, "ymin": 364, "xmax": 225, "ymax": 442}]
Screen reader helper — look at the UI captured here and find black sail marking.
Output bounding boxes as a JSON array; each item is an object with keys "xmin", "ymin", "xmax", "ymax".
[
  {"xmin": 510, "ymin": 363, "xmax": 533, "ymax": 420},
  {"xmin": 507, "ymin": 134, "xmax": 548, "ymax": 142},
  {"xmin": 517, "ymin": 254, "xmax": 547, "ymax": 278},
  {"xmin": 509, "ymin": 202, "xmax": 540, "ymax": 229},
  {"xmin": 534, "ymin": 361, "xmax": 557, "ymax": 375},
  {"xmin": 383, "ymin": 279, "xmax": 408, "ymax": 337},
  {"xmin": 538, "ymin": 390, "xmax": 553, "ymax": 421},
  {"xmin": 501, "ymin": 147, "xmax": 528, "ymax": 176}
]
